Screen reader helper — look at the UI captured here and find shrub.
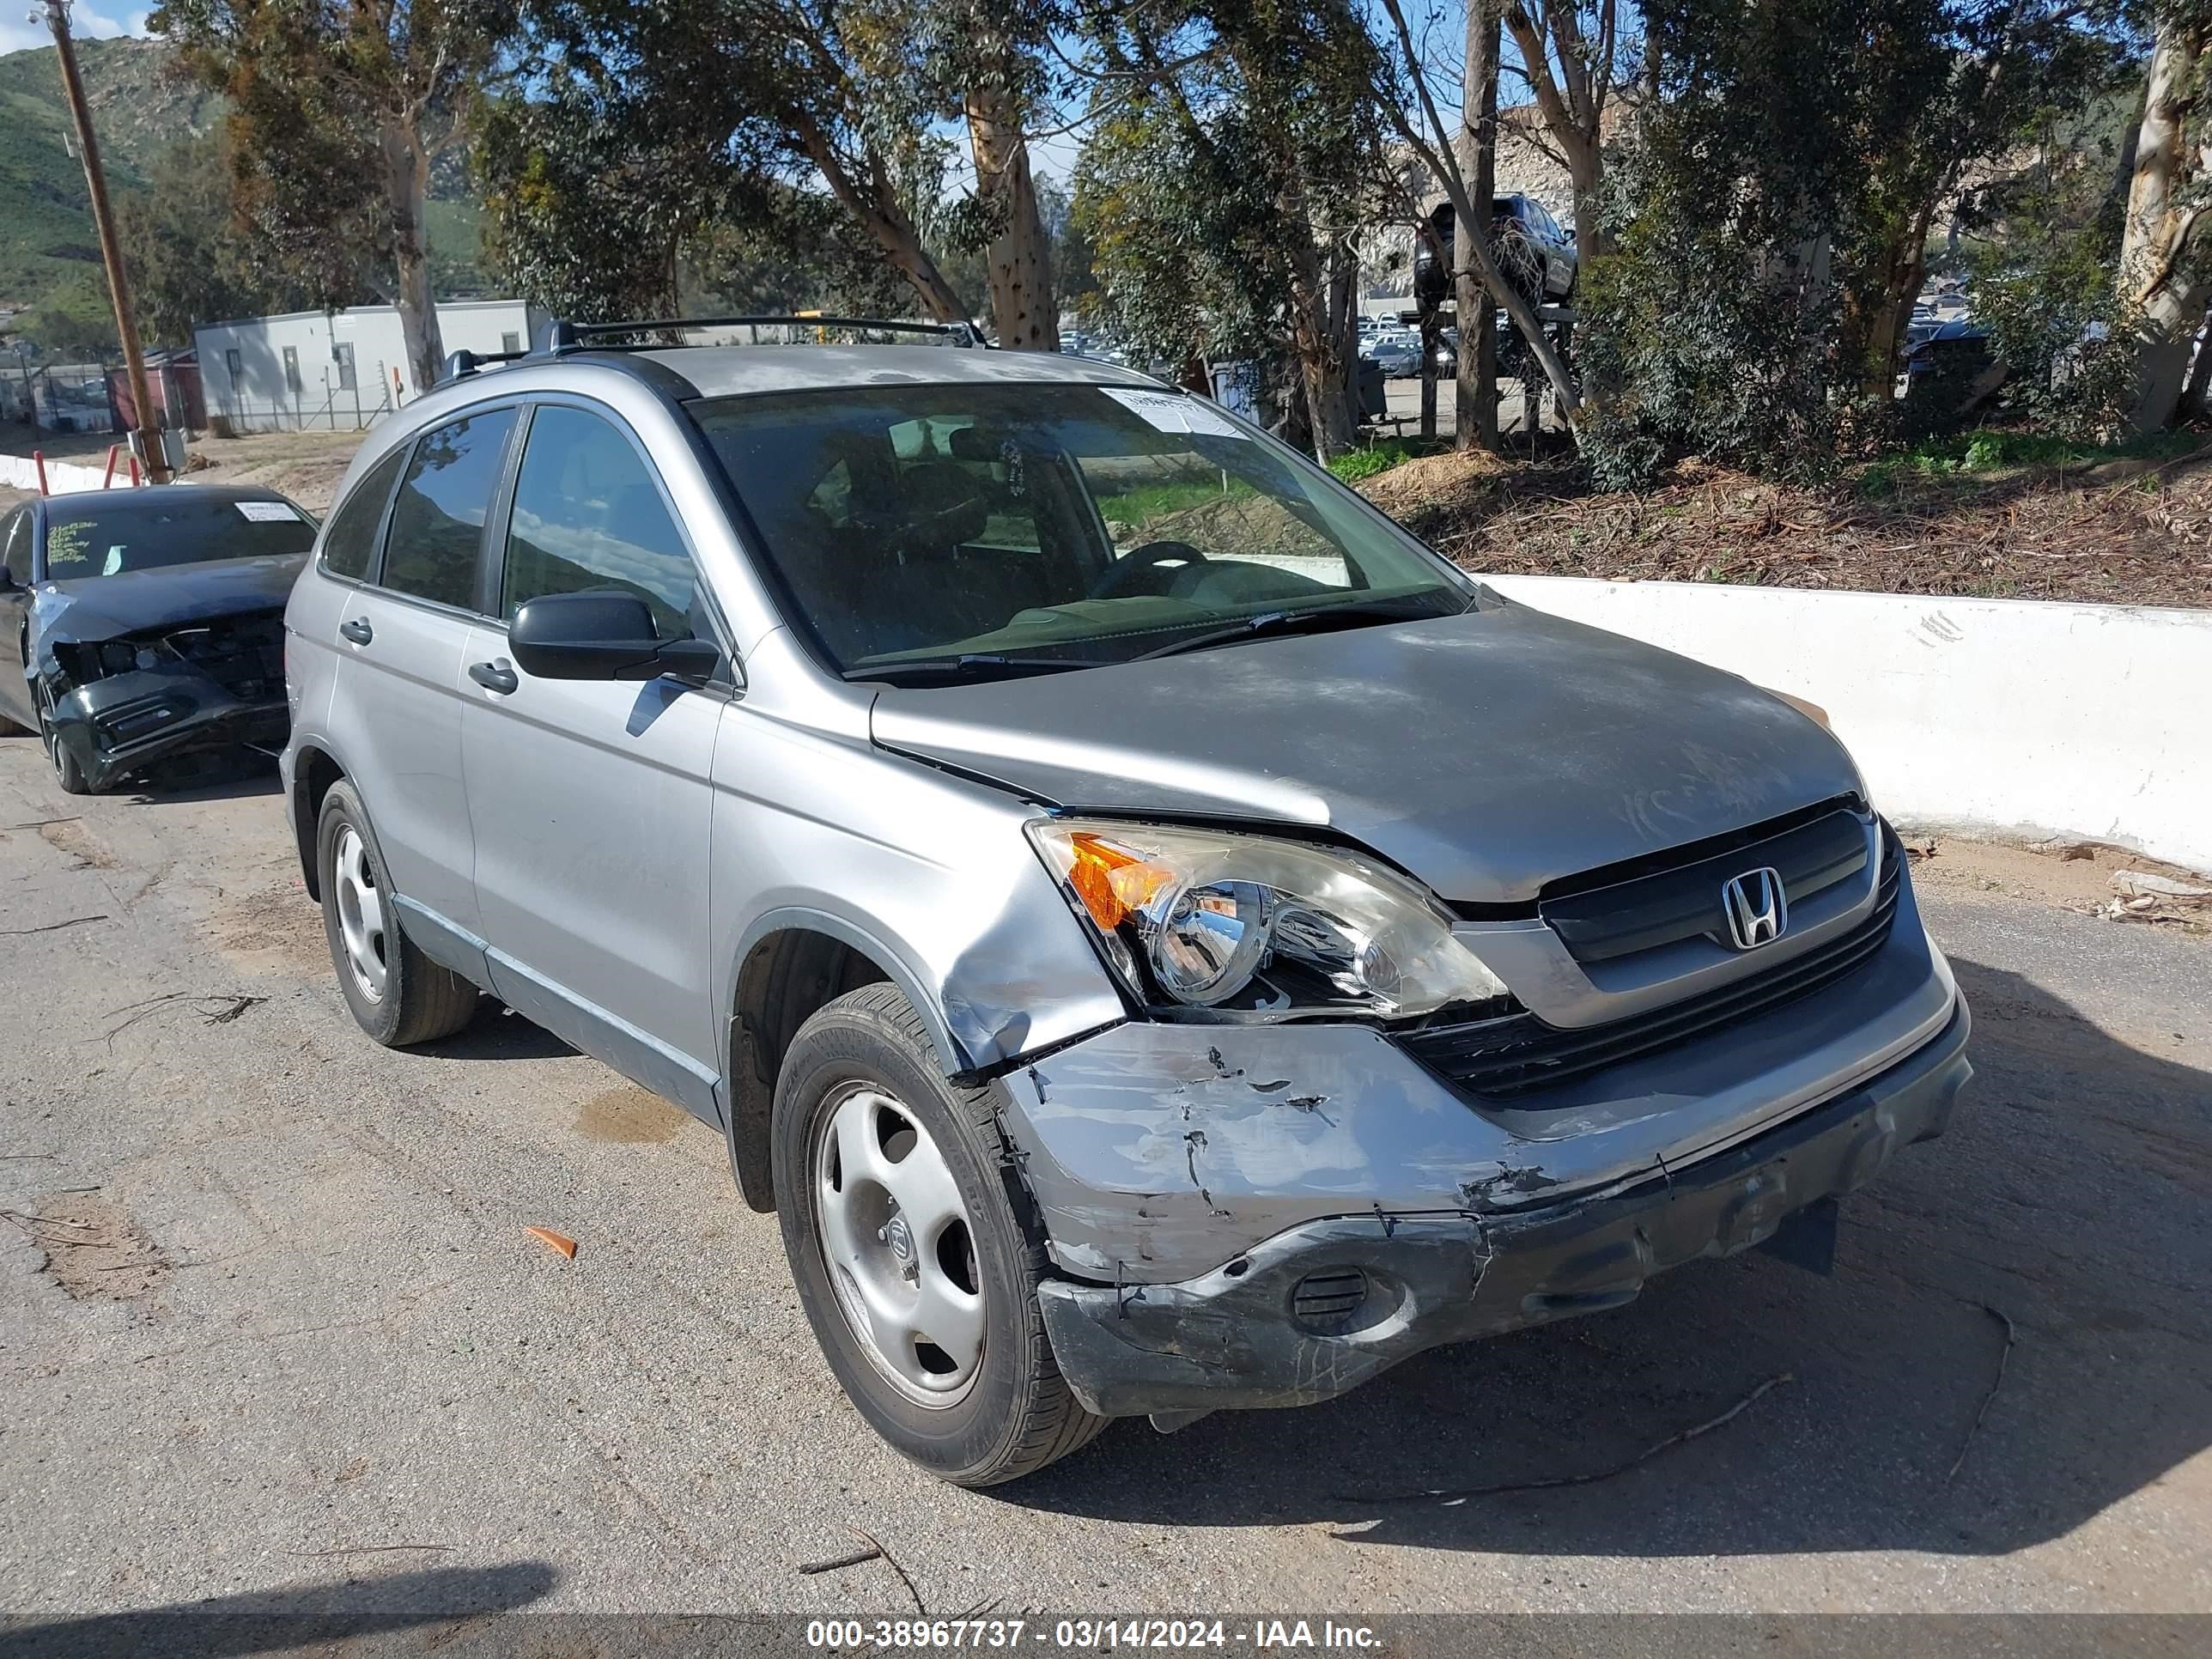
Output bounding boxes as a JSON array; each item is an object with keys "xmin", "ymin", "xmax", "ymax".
[{"xmin": 1328, "ymin": 441, "xmax": 1418, "ymax": 483}]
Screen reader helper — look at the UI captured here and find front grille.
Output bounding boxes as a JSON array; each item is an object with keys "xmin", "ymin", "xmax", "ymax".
[
  {"xmin": 1403, "ymin": 836, "xmax": 1903, "ymax": 1101},
  {"xmin": 161, "ymin": 613, "xmax": 285, "ymax": 701},
  {"xmin": 1540, "ymin": 805, "xmax": 1871, "ymax": 964}
]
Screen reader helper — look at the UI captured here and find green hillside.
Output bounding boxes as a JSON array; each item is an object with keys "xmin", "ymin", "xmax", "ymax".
[
  {"xmin": 0, "ymin": 36, "xmax": 222, "ymax": 313},
  {"xmin": 0, "ymin": 35, "xmax": 495, "ymax": 326}
]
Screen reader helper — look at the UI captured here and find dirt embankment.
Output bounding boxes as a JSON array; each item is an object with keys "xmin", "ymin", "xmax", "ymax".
[
  {"xmin": 4, "ymin": 428, "xmax": 365, "ymax": 514},
  {"xmin": 1356, "ymin": 446, "xmax": 2212, "ymax": 609}
]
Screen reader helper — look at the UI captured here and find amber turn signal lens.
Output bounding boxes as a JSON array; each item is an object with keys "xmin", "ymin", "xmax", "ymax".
[{"xmin": 1065, "ymin": 831, "xmax": 1175, "ymax": 931}]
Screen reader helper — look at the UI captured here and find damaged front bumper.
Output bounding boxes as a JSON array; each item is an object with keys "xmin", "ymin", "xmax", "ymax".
[
  {"xmin": 1003, "ymin": 868, "xmax": 1972, "ymax": 1419},
  {"xmin": 1036, "ymin": 1000, "xmax": 1972, "ymax": 1419},
  {"xmin": 46, "ymin": 667, "xmax": 289, "ymax": 790}
]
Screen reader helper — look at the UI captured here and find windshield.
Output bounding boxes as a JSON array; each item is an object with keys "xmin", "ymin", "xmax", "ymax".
[
  {"xmin": 42, "ymin": 495, "xmax": 316, "ymax": 579},
  {"xmin": 689, "ymin": 382, "xmax": 1473, "ymax": 677}
]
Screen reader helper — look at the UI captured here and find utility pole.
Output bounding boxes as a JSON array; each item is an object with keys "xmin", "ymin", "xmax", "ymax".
[
  {"xmin": 1455, "ymin": 1, "xmax": 1502, "ymax": 453},
  {"xmin": 42, "ymin": 0, "xmax": 170, "ymax": 483}
]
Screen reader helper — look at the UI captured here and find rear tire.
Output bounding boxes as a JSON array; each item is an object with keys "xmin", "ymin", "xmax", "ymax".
[
  {"xmin": 772, "ymin": 984, "xmax": 1109, "ymax": 1486},
  {"xmin": 316, "ymin": 780, "xmax": 478, "ymax": 1047}
]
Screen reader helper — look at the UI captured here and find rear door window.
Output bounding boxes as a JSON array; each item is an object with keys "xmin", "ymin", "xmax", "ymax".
[
  {"xmin": 320, "ymin": 448, "xmax": 407, "ymax": 581},
  {"xmin": 380, "ymin": 408, "xmax": 517, "ymax": 612}
]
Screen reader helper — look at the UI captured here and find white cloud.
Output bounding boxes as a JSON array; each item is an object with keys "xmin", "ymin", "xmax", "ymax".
[{"xmin": 0, "ymin": 7, "xmax": 146, "ymax": 58}]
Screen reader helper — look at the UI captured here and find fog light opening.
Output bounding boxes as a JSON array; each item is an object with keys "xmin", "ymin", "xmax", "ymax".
[{"xmin": 1291, "ymin": 1268, "xmax": 1371, "ymax": 1336}]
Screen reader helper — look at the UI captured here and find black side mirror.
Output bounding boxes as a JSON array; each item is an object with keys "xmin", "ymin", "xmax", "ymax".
[{"xmin": 507, "ymin": 590, "xmax": 722, "ymax": 684}]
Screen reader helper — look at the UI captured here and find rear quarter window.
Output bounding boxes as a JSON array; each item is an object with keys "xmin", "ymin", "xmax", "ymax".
[{"xmin": 319, "ymin": 448, "xmax": 407, "ymax": 581}]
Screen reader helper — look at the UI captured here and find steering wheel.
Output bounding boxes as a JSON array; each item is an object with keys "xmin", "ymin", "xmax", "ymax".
[{"xmin": 1089, "ymin": 539, "xmax": 1209, "ymax": 600}]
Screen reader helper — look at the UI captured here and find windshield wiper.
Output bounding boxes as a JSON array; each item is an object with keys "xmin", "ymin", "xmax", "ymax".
[
  {"xmin": 1133, "ymin": 599, "xmax": 1469, "ymax": 662},
  {"xmin": 842, "ymin": 653, "xmax": 1098, "ymax": 685}
]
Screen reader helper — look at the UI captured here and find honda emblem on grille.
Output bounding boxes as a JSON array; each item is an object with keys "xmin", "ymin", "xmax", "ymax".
[{"xmin": 1722, "ymin": 866, "xmax": 1788, "ymax": 950}]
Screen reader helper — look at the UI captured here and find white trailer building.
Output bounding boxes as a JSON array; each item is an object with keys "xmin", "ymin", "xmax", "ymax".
[{"xmin": 194, "ymin": 299, "xmax": 548, "ymax": 435}]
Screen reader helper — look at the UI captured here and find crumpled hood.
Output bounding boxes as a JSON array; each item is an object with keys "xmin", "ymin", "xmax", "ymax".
[
  {"xmin": 32, "ymin": 553, "xmax": 307, "ymax": 645},
  {"xmin": 868, "ymin": 600, "xmax": 1864, "ymax": 903}
]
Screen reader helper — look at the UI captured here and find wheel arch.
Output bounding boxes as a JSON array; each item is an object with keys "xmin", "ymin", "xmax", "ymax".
[
  {"xmin": 290, "ymin": 742, "xmax": 349, "ymax": 901},
  {"xmin": 724, "ymin": 908, "xmax": 968, "ymax": 1213}
]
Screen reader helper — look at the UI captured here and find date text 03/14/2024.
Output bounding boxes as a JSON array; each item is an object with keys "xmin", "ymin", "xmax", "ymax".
[{"xmin": 805, "ymin": 1620, "xmax": 1385, "ymax": 1650}]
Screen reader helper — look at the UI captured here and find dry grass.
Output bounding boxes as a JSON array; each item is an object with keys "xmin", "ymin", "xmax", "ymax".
[{"xmin": 1358, "ymin": 441, "xmax": 2212, "ymax": 609}]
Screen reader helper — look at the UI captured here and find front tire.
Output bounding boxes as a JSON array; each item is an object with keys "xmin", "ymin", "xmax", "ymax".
[
  {"xmin": 772, "ymin": 984, "xmax": 1108, "ymax": 1486},
  {"xmin": 35, "ymin": 685, "xmax": 92, "ymax": 795},
  {"xmin": 315, "ymin": 780, "xmax": 478, "ymax": 1047}
]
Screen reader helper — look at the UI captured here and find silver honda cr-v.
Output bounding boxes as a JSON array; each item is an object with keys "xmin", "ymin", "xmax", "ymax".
[{"xmin": 281, "ymin": 319, "xmax": 1971, "ymax": 1486}]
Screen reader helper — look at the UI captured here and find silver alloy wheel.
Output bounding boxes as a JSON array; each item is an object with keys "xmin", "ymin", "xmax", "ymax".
[
  {"xmin": 812, "ymin": 1084, "xmax": 986, "ymax": 1407},
  {"xmin": 331, "ymin": 823, "xmax": 388, "ymax": 1003}
]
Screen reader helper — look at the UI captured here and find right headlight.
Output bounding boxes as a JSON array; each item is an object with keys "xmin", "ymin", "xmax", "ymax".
[{"xmin": 1026, "ymin": 817, "xmax": 1512, "ymax": 1022}]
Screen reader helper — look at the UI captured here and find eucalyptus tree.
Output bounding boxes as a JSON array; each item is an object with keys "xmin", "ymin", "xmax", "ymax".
[
  {"xmin": 1501, "ymin": 3, "xmax": 1630, "ymax": 270},
  {"xmin": 1076, "ymin": 1, "xmax": 1385, "ymax": 457},
  {"xmin": 483, "ymin": 1, "xmax": 1085, "ymax": 344},
  {"xmin": 2118, "ymin": 0, "xmax": 2212, "ymax": 428},
  {"xmin": 155, "ymin": 0, "xmax": 518, "ymax": 396}
]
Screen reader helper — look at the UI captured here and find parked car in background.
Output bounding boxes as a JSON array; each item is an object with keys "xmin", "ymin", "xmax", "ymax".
[
  {"xmin": 283, "ymin": 318, "xmax": 1972, "ymax": 1488},
  {"xmin": 1363, "ymin": 331, "xmax": 1421, "ymax": 378},
  {"xmin": 0, "ymin": 485, "xmax": 317, "ymax": 793},
  {"xmin": 1494, "ymin": 193, "xmax": 1577, "ymax": 302},
  {"xmin": 1413, "ymin": 195, "xmax": 1578, "ymax": 312}
]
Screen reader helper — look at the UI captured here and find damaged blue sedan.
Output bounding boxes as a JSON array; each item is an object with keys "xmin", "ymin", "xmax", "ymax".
[{"xmin": 0, "ymin": 485, "xmax": 316, "ymax": 793}]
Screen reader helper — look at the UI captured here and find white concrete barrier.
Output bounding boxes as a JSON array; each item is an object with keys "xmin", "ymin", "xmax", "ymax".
[
  {"xmin": 0, "ymin": 453, "xmax": 113, "ymax": 495},
  {"xmin": 1480, "ymin": 574, "xmax": 2212, "ymax": 874}
]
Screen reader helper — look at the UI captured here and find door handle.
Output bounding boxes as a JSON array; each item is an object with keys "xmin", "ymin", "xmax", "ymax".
[
  {"xmin": 469, "ymin": 658, "xmax": 519, "ymax": 696},
  {"xmin": 338, "ymin": 617, "xmax": 373, "ymax": 646}
]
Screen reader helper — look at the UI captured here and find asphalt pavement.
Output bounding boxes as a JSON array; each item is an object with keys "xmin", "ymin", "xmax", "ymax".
[{"xmin": 1, "ymin": 736, "xmax": 2207, "ymax": 1625}]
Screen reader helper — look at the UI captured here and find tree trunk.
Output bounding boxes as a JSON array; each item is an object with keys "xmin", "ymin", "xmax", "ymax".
[
  {"xmin": 1376, "ymin": 0, "xmax": 1578, "ymax": 425},
  {"xmin": 1847, "ymin": 198, "xmax": 1936, "ymax": 401},
  {"xmin": 1456, "ymin": 1, "xmax": 1501, "ymax": 452},
  {"xmin": 1287, "ymin": 250, "xmax": 1358, "ymax": 459},
  {"xmin": 964, "ymin": 70, "xmax": 1057, "ymax": 350},
  {"xmin": 794, "ymin": 118, "xmax": 973, "ymax": 325},
  {"xmin": 1279, "ymin": 175, "xmax": 1357, "ymax": 460},
  {"xmin": 2121, "ymin": 19, "xmax": 2212, "ymax": 432},
  {"xmin": 2182, "ymin": 301, "xmax": 2212, "ymax": 414},
  {"xmin": 1565, "ymin": 137, "xmax": 1607, "ymax": 270},
  {"xmin": 1503, "ymin": 3, "xmax": 1611, "ymax": 268},
  {"xmin": 1328, "ymin": 241, "xmax": 1360, "ymax": 422},
  {"xmin": 381, "ymin": 120, "xmax": 443, "ymax": 398}
]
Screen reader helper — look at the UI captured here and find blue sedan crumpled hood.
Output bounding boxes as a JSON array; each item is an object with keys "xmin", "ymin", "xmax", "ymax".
[
  {"xmin": 31, "ymin": 552, "xmax": 308, "ymax": 644},
  {"xmin": 867, "ymin": 599, "xmax": 1865, "ymax": 904}
]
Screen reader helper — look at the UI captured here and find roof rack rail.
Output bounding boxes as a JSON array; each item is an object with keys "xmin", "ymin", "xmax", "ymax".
[
  {"xmin": 534, "ymin": 314, "xmax": 989, "ymax": 354},
  {"xmin": 437, "ymin": 347, "xmax": 531, "ymax": 386}
]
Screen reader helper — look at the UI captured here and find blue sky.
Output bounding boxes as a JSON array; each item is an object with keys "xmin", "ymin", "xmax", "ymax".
[{"xmin": 0, "ymin": 7, "xmax": 150, "ymax": 58}]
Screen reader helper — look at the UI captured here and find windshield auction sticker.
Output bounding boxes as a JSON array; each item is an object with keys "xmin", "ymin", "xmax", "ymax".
[
  {"xmin": 234, "ymin": 501, "xmax": 302, "ymax": 522},
  {"xmin": 1100, "ymin": 386, "xmax": 1250, "ymax": 440}
]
